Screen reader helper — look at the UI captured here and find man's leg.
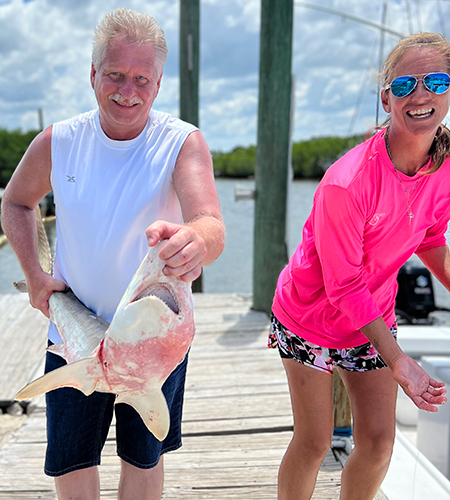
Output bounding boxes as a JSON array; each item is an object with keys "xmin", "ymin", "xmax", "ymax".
[
  {"xmin": 278, "ymin": 358, "xmax": 334, "ymax": 500},
  {"xmin": 338, "ymin": 367, "xmax": 398, "ymax": 500},
  {"xmin": 44, "ymin": 348, "xmax": 115, "ymax": 499},
  {"xmin": 54, "ymin": 467, "xmax": 100, "ymax": 500},
  {"xmin": 115, "ymin": 356, "xmax": 188, "ymax": 499},
  {"xmin": 118, "ymin": 457, "xmax": 164, "ymax": 500}
]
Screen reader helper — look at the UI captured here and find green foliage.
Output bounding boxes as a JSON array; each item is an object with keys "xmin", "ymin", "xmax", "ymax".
[
  {"xmin": 292, "ymin": 135, "xmax": 363, "ymax": 179},
  {"xmin": 0, "ymin": 128, "xmax": 39, "ymax": 188},
  {"xmin": 0, "ymin": 129, "xmax": 365, "ymax": 185},
  {"xmin": 212, "ymin": 146, "xmax": 256, "ymax": 178},
  {"xmin": 212, "ymin": 135, "xmax": 364, "ymax": 179}
]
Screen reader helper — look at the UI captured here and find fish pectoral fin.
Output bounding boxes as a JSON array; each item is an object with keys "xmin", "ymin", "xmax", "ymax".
[
  {"xmin": 116, "ymin": 388, "xmax": 170, "ymax": 442},
  {"xmin": 15, "ymin": 357, "xmax": 103, "ymax": 401}
]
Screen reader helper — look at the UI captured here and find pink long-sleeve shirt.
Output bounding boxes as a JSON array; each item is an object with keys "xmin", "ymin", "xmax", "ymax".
[{"xmin": 272, "ymin": 129, "xmax": 450, "ymax": 348}]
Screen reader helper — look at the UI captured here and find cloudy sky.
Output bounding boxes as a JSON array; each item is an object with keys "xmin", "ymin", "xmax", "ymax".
[{"xmin": 1, "ymin": 0, "xmax": 450, "ymax": 152}]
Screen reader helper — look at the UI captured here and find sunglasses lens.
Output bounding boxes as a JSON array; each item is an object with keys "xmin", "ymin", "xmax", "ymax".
[
  {"xmin": 423, "ymin": 73, "xmax": 450, "ymax": 94},
  {"xmin": 390, "ymin": 76, "xmax": 417, "ymax": 97}
]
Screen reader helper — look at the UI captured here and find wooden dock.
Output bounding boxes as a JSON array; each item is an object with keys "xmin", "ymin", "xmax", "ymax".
[
  {"xmin": 0, "ymin": 293, "xmax": 48, "ymax": 406},
  {"xmin": 0, "ymin": 293, "xmax": 344, "ymax": 499}
]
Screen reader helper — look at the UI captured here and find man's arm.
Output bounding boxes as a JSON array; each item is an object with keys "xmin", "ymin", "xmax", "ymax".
[
  {"xmin": 1, "ymin": 126, "xmax": 67, "ymax": 317},
  {"xmin": 146, "ymin": 130, "xmax": 225, "ymax": 282}
]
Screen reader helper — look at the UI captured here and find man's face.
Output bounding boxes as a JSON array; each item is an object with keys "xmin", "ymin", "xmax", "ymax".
[{"xmin": 91, "ymin": 39, "xmax": 162, "ymax": 141}]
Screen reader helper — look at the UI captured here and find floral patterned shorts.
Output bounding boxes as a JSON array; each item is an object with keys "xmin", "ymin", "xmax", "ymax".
[{"xmin": 269, "ymin": 314, "xmax": 397, "ymax": 375}]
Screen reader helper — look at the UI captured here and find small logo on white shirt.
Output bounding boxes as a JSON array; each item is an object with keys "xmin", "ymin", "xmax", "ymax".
[
  {"xmin": 67, "ymin": 175, "xmax": 76, "ymax": 183},
  {"xmin": 368, "ymin": 213, "xmax": 385, "ymax": 225}
]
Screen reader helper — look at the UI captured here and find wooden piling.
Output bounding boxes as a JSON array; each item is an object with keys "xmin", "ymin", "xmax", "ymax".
[
  {"xmin": 179, "ymin": 0, "xmax": 203, "ymax": 293},
  {"xmin": 253, "ymin": 0, "xmax": 294, "ymax": 314},
  {"xmin": 333, "ymin": 369, "xmax": 352, "ymax": 430}
]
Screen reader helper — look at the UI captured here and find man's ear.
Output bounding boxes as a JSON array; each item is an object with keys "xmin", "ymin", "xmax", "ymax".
[
  {"xmin": 381, "ymin": 89, "xmax": 391, "ymax": 114},
  {"xmin": 156, "ymin": 72, "xmax": 163, "ymax": 95},
  {"xmin": 90, "ymin": 63, "xmax": 97, "ymax": 90}
]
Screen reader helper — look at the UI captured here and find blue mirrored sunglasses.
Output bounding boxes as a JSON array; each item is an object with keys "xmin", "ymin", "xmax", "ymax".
[{"xmin": 385, "ymin": 72, "xmax": 450, "ymax": 98}]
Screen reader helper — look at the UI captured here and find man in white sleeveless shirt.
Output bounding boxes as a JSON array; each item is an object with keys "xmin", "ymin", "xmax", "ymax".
[{"xmin": 1, "ymin": 8, "xmax": 224, "ymax": 500}]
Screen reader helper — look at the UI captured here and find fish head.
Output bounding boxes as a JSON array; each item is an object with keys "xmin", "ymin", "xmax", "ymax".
[{"xmin": 106, "ymin": 240, "xmax": 194, "ymax": 345}]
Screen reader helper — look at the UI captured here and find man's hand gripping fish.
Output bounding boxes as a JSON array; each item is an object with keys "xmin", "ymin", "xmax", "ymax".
[{"xmin": 14, "ymin": 207, "xmax": 195, "ymax": 441}]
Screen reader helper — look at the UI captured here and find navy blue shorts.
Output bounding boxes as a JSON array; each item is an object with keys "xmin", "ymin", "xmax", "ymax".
[{"xmin": 44, "ymin": 346, "xmax": 188, "ymax": 477}]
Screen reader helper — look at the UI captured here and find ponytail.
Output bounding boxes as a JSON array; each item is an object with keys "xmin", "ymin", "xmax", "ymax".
[{"xmin": 427, "ymin": 125, "xmax": 450, "ymax": 174}]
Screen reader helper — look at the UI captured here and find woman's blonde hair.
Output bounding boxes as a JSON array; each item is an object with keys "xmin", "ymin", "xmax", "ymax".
[
  {"xmin": 92, "ymin": 8, "xmax": 167, "ymax": 78},
  {"xmin": 381, "ymin": 32, "xmax": 450, "ymax": 173}
]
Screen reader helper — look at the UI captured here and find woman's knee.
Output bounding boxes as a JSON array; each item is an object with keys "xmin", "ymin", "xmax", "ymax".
[
  {"xmin": 291, "ymin": 430, "xmax": 332, "ymax": 462},
  {"xmin": 354, "ymin": 429, "xmax": 395, "ymax": 461}
]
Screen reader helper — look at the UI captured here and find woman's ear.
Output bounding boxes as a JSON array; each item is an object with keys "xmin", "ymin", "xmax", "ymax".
[{"xmin": 381, "ymin": 89, "xmax": 391, "ymax": 114}]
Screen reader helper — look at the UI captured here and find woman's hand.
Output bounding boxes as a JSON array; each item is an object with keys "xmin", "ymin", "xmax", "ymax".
[{"xmin": 392, "ymin": 354, "xmax": 447, "ymax": 412}]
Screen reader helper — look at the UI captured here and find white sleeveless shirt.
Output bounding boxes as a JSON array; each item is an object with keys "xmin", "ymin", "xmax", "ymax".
[{"xmin": 49, "ymin": 109, "xmax": 197, "ymax": 343}]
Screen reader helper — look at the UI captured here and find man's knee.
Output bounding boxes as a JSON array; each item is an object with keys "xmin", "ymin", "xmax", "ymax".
[
  {"xmin": 54, "ymin": 466, "xmax": 100, "ymax": 500},
  {"xmin": 119, "ymin": 458, "xmax": 164, "ymax": 500}
]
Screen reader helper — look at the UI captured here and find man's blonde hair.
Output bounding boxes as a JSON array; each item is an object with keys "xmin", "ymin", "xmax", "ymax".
[{"xmin": 92, "ymin": 8, "xmax": 167, "ymax": 76}]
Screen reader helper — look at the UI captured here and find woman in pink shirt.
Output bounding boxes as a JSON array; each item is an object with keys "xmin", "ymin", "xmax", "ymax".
[{"xmin": 271, "ymin": 32, "xmax": 449, "ymax": 500}]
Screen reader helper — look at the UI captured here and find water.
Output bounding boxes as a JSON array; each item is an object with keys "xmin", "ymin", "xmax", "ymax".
[
  {"xmin": 1, "ymin": 178, "xmax": 450, "ymax": 310},
  {"xmin": 203, "ymin": 178, "xmax": 318, "ymax": 293}
]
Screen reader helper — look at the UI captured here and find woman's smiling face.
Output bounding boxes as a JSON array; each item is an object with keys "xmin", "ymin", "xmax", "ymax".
[{"xmin": 381, "ymin": 47, "xmax": 450, "ymax": 138}]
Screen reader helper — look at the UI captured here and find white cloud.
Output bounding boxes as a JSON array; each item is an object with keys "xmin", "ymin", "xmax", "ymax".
[{"xmin": 0, "ymin": 0, "xmax": 450, "ymax": 150}]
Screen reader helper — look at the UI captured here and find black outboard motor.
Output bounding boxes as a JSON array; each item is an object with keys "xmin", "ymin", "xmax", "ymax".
[{"xmin": 395, "ymin": 263, "xmax": 436, "ymax": 324}]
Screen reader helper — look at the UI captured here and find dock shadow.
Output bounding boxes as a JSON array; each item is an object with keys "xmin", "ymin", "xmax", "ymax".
[{"xmin": 216, "ymin": 308, "xmax": 270, "ymax": 347}]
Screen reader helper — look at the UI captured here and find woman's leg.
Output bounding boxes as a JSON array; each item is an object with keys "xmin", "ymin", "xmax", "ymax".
[
  {"xmin": 338, "ymin": 367, "xmax": 398, "ymax": 500},
  {"xmin": 279, "ymin": 358, "xmax": 334, "ymax": 500}
]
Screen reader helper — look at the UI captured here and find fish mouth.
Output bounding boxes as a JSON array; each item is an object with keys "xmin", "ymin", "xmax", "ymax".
[{"xmin": 131, "ymin": 284, "xmax": 180, "ymax": 315}]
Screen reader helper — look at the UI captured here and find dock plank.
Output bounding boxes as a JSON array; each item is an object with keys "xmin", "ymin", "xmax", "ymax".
[
  {"xmin": 0, "ymin": 294, "xmax": 48, "ymax": 403},
  {"xmin": 0, "ymin": 293, "xmax": 345, "ymax": 499}
]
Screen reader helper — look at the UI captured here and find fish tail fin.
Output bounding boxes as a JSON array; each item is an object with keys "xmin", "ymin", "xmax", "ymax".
[
  {"xmin": 116, "ymin": 388, "xmax": 170, "ymax": 442},
  {"xmin": 13, "ymin": 280, "xmax": 28, "ymax": 293},
  {"xmin": 15, "ymin": 357, "xmax": 103, "ymax": 401}
]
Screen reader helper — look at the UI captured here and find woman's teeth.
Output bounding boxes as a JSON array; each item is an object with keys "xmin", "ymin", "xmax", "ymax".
[{"xmin": 408, "ymin": 108, "xmax": 433, "ymax": 118}]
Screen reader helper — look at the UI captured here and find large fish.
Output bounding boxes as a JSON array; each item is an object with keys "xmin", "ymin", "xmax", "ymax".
[{"xmin": 14, "ymin": 207, "xmax": 195, "ymax": 441}]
